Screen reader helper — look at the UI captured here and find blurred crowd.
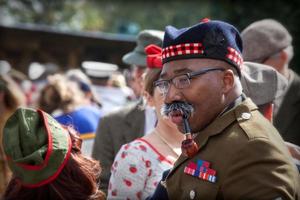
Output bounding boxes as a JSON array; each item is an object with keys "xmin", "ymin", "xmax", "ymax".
[
  {"xmin": 0, "ymin": 18, "xmax": 299, "ymax": 200},
  {"xmin": 0, "ymin": 60, "xmax": 138, "ymax": 154}
]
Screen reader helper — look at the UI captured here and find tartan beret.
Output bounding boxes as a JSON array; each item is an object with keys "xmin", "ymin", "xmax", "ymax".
[
  {"xmin": 162, "ymin": 19, "xmax": 243, "ymax": 76},
  {"xmin": 122, "ymin": 30, "xmax": 164, "ymax": 67},
  {"xmin": 2, "ymin": 108, "xmax": 71, "ymax": 187},
  {"xmin": 241, "ymin": 19, "xmax": 292, "ymax": 62}
]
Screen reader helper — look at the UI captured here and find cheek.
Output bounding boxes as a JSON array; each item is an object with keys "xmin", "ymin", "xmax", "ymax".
[
  {"xmin": 187, "ymin": 78, "xmax": 221, "ymax": 105},
  {"xmin": 165, "ymin": 118, "xmax": 179, "ymax": 129},
  {"xmin": 132, "ymin": 78, "xmax": 143, "ymax": 90},
  {"xmin": 137, "ymin": 77, "xmax": 144, "ymax": 87},
  {"xmin": 153, "ymin": 89, "xmax": 165, "ymax": 115},
  {"xmin": 185, "ymin": 78, "xmax": 223, "ymax": 130}
]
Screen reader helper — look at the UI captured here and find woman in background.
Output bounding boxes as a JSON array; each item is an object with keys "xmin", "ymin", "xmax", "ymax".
[
  {"xmin": 38, "ymin": 74, "xmax": 102, "ymax": 156},
  {"xmin": 108, "ymin": 45, "xmax": 184, "ymax": 199}
]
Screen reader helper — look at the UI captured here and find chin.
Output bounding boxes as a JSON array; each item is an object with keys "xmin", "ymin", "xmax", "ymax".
[{"xmin": 189, "ymin": 109, "xmax": 210, "ymax": 132}]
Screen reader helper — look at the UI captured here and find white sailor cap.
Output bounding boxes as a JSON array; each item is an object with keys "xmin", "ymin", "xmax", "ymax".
[{"xmin": 82, "ymin": 61, "xmax": 119, "ymax": 78}]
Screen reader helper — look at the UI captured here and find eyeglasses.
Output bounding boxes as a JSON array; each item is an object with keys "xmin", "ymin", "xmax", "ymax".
[{"xmin": 153, "ymin": 67, "xmax": 225, "ymax": 95}]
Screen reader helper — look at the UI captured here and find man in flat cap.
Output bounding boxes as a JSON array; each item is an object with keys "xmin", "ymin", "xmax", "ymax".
[
  {"xmin": 92, "ymin": 29, "xmax": 164, "ymax": 193},
  {"xmin": 154, "ymin": 19, "xmax": 299, "ymax": 199},
  {"xmin": 242, "ymin": 19, "xmax": 300, "ymax": 146}
]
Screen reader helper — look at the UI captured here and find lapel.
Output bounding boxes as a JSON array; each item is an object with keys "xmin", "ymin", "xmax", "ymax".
[
  {"xmin": 168, "ymin": 98, "xmax": 258, "ymax": 177},
  {"xmin": 275, "ymin": 71, "xmax": 300, "ymax": 133},
  {"xmin": 123, "ymin": 101, "xmax": 145, "ymax": 143}
]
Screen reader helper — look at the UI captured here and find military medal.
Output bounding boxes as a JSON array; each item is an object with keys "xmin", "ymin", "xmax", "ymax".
[{"xmin": 184, "ymin": 159, "xmax": 217, "ymax": 183}]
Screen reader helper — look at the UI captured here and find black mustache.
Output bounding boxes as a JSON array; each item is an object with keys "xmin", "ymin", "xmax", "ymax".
[{"xmin": 161, "ymin": 101, "xmax": 194, "ymax": 119}]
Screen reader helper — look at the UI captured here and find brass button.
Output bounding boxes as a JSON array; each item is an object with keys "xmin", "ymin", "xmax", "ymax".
[{"xmin": 189, "ymin": 190, "xmax": 196, "ymax": 199}]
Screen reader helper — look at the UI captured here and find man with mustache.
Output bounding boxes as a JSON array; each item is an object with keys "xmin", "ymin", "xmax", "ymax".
[{"xmin": 153, "ymin": 19, "xmax": 300, "ymax": 199}]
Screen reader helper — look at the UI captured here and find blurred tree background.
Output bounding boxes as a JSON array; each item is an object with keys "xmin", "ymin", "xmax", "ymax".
[{"xmin": 0, "ymin": 0, "xmax": 299, "ymax": 72}]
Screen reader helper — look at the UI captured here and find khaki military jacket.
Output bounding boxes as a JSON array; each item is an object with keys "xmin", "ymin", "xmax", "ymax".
[{"xmin": 166, "ymin": 98, "xmax": 300, "ymax": 200}]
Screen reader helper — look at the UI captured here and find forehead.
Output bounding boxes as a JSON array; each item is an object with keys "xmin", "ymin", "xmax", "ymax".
[{"xmin": 160, "ymin": 58, "xmax": 227, "ymax": 78}]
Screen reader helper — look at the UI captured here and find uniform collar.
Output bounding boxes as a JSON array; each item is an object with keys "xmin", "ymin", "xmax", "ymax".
[{"xmin": 218, "ymin": 94, "xmax": 246, "ymax": 117}]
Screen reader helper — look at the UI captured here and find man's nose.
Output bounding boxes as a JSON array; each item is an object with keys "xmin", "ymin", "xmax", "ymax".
[{"xmin": 164, "ymin": 83, "xmax": 182, "ymax": 104}]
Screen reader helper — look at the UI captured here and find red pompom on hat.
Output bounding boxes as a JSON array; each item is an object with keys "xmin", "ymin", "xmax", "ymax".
[
  {"xmin": 200, "ymin": 17, "xmax": 210, "ymax": 23},
  {"xmin": 145, "ymin": 44, "xmax": 162, "ymax": 69}
]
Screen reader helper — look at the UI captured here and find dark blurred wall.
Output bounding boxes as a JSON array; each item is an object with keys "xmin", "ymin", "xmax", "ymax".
[{"xmin": 1, "ymin": 0, "xmax": 299, "ymax": 73}]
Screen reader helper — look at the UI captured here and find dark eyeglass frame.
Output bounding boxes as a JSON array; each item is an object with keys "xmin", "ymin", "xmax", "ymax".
[{"xmin": 153, "ymin": 67, "xmax": 225, "ymax": 94}]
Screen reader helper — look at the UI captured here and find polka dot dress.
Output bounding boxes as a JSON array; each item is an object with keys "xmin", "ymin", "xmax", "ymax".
[{"xmin": 108, "ymin": 138, "xmax": 174, "ymax": 200}]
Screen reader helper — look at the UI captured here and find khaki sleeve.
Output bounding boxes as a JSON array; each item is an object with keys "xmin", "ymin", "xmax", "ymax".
[
  {"xmin": 92, "ymin": 116, "xmax": 114, "ymax": 194},
  {"xmin": 222, "ymin": 138, "xmax": 299, "ymax": 200}
]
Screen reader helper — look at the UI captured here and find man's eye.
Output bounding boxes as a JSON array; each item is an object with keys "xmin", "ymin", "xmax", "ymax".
[
  {"xmin": 156, "ymin": 81, "xmax": 167, "ymax": 87},
  {"xmin": 163, "ymin": 81, "xmax": 169, "ymax": 86},
  {"xmin": 178, "ymin": 77, "xmax": 189, "ymax": 84}
]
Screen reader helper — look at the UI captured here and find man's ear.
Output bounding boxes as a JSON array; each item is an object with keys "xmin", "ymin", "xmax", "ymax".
[
  {"xmin": 222, "ymin": 69, "xmax": 235, "ymax": 94},
  {"xmin": 280, "ymin": 50, "xmax": 288, "ymax": 62},
  {"xmin": 263, "ymin": 50, "xmax": 287, "ymax": 73}
]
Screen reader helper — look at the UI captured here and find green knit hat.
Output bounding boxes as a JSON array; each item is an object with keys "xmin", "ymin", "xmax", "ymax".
[{"xmin": 2, "ymin": 108, "xmax": 72, "ymax": 187}]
